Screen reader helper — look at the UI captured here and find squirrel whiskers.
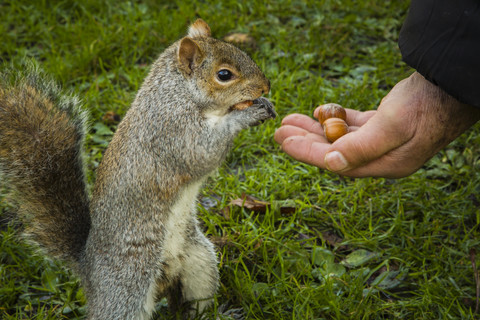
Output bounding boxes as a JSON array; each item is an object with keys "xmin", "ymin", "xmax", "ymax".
[{"xmin": 0, "ymin": 19, "xmax": 275, "ymax": 320}]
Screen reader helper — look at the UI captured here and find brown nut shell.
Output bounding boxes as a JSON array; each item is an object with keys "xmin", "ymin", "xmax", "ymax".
[
  {"xmin": 317, "ymin": 103, "xmax": 347, "ymax": 124},
  {"xmin": 323, "ymin": 117, "xmax": 348, "ymax": 143},
  {"xmin": 233, "ymin": 100, "xmax": 254, "ymax": 110}
]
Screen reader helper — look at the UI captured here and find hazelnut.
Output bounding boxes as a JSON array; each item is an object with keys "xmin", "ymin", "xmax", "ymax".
[
  {"xmin": 233, "ymin": 100, "xmax": 254, "ymax": 110},
  {"xmin": 323, "ymin": 117, "xmax": 348, "ymax": 142},
  {"xmin": 317, "ymin": 103, "xmax": 346, "ymax": 124}
]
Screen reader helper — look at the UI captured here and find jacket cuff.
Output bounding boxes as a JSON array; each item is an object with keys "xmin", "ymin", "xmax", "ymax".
[{"xmin": 399, "ymin": 0, "xmax": 480, "ymax": 107}]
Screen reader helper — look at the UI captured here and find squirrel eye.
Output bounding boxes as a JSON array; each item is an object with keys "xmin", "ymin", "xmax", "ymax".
[{"xmin": 217, "ymin": 69, "xmax": 233, "ymax": 81}]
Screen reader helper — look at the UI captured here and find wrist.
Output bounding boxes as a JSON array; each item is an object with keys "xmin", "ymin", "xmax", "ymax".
[{"xmin": 410, "ymin": 71, "xmax": 480, "ymax": 151}]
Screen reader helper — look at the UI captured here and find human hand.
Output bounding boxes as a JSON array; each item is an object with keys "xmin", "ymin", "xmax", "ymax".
[{"xmin": 274, "ymin": 72, "xmax": 480, "ymax": 178}]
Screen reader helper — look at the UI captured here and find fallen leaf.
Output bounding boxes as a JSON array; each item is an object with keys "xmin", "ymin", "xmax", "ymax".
[
  {"xmin": 321, "ymin": 230, "xmax": 350, "ymax": 252},
  {"xmin": 253, "ymin": 238, "xmax": 263, "ymax": 250},
  {"xmin": 370, "ymin": 270, "xmax": 405, "ymax": 290},
  {"xmin": 252, "ymin": 282, "xmax": 269, "ymax": 297},
  {"xmin": 312, "ymin": 247, "xmax": 334, "ymax": 266},
  {"xmin": 341, "ymin": 249, "xmax": 379, "ymax": 268},
  {"xmin": 271, "ymin": 199, "xmax": 296, "ymax": 214},
  {"xmin": 210, "ymin": 235, "xmax": 235, "ymax": 248},
  {"xmin": 102, "ymin": 111, "xmax": 121, "ymax": 124},
  {"xmin": 229, "ymin": 194, "xmax": 269, "ymax": 212},
  {"xmin": 93, "ymin": 122, "xmax": 114, "ymax": 136},
  {"xmin": 321, "ymin": 230, "xmax": 343, "ymax": 247},
  {"xmin": 229, "ymin": 194, "xmax": 296, "ymax": 214},
  {"xmin": 223, "ymin": 33, "xmax": 257, "ymax": 50}
]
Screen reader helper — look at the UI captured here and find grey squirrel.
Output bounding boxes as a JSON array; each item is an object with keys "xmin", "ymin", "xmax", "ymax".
[{"xmin": 0, "ymin": 19, "xmax": 276, "ymax": 319}]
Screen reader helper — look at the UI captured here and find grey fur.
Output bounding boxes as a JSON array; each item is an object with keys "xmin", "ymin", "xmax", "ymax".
[{"xmin": 0, "ymin": 19, "xmax": 275, "ymax": 320}]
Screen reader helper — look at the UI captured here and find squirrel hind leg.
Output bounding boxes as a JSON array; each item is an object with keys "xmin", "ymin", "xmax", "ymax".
[
  {"xmin": 155, "ymin": 230, "xmax": 219, "ymax": 318},
  {"xmin": 85, "ymin": 265, "xmax": 158, "ymax": 320},
  {"xmin": 163, "ymin": 278, "xmax": 186, "ymax": 317},
  {"xmin": 176, "ymin": 232, "xmax": 219, "ymax": 318}
]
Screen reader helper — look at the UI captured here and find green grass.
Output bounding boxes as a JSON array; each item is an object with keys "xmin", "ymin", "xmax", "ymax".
[{"xmin": 1, "ymin": 0, "xmax": 479, "ymax": 319}]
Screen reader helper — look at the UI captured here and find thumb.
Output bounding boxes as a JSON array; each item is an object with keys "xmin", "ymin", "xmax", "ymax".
[{"xmin": 324, "ymin": 110, "xmax": 412, "ymax": 173}]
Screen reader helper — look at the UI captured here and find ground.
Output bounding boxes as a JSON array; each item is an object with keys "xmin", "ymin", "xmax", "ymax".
[{"xmin": 1, "ymin": 1, "xmax": 479, "ymax": 319}]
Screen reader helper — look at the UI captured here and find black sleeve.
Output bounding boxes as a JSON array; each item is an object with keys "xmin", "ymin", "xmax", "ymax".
[{"xmin": 398, "ymin": 0, "xmax": 480, "ymax": 108}]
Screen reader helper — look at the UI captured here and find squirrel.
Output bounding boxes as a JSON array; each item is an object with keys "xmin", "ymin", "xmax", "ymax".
[{"xmin": 0, "ymin": 19, "xmax": 276, "ymax": 320}]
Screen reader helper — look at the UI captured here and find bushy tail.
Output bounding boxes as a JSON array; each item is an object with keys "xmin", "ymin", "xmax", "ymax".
[{"xmin": 0, "ymin": 63, "xmax": 90, "ymax": 268}]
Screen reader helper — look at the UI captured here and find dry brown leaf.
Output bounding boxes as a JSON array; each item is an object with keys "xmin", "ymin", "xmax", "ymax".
[
  {"xmin": 229, "ymin": 194, "xmax": 269, "ymax": 213},
  {"xmin": 253, "ymin": 238, "xmax": 263, "ymax": 251},
  {"xmin": 229, "ymin": 194, "xmax": 297, "ymax": 216},
  {"xmin": 102, "ymin": 111, "xmax": 121, "ymax": 124},
  {"xmin": 321, "ymin": 230, "xmax": 350, "ymax": 251},
  {"xmin": 223, "ymin": 33, "xmax": 257, "ymax": 50},
  {"xmin": 210, "ymin": 235, "xmax": 235, "ymax": 248}
]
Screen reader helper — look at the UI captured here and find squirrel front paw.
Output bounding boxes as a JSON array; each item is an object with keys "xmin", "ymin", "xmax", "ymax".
[
  {"xmin": 222, "ymin": 97, "xmax": 276, "ymax": 131},
  {"xmin": 243, "ymin": 97, "xmax": 276, "ymax": 127},
  {"xmin": 252, "ymin": 97, "xmax": 277, "ymax": 120}
]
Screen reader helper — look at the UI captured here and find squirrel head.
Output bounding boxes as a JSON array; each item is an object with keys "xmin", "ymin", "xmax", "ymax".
[{"xmin": 176, "ymin": 19, "xmax": 270, "ymax": 114}]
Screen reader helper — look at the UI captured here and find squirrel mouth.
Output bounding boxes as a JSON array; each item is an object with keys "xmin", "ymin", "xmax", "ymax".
[{"xmin": 231, "ymin": 100, "xmax": 254, "ymax": 111}]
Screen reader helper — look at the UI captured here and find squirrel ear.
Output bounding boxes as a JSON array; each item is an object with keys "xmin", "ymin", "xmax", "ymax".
[
  {"xmin": 187, "ymin": 19, "xmax": 211, "ymax": 38},
  {"xmin": 178, "ymin": 37, "xmax": 205, "ymax": 75}
]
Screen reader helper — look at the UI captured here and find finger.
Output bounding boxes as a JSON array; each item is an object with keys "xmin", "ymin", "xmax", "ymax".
[
  {"xmin": 274, "ymin": 125, "xmax": 326, "ymax": 144},
  {"xmin": 280, "ymin": 136, "xmax": 331, "ymax": 168},
  {"xmin": 348, "ymin": 126, "xmax": 359, "ymax": 132},
  {"xmin": 345, "ymin": 109, "xmax": 376, "ymax": 127},
  {"xmin": 329, "ymin": 149, "xmax": 421, "ymax": 178},
  {"xmin": 280, "ymin": 113, "xmax": 324, "ymax": 135},
  {"xmin": 278, "ymin": 127, "xmax": 420, "ymax": 179}
]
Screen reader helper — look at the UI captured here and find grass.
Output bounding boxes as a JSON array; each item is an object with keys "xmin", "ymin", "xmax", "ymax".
[{"xmin": 1, "ymin": 0, "xmax": 479, "ymax": 319}]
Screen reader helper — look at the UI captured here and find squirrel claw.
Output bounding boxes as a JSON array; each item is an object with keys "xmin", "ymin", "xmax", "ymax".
[
  {"xmin": 253, "ymin": 97, "xmax": 277, "ymax": 119},
  {"xmin": 266, "ymin": 105, "xmax": 277, "ymax": 119}
]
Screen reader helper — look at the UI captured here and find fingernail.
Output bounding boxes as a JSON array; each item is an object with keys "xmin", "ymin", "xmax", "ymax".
[{"xmin": 324, "ymin": 151, "xmax": 349, "ymax": 172}]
